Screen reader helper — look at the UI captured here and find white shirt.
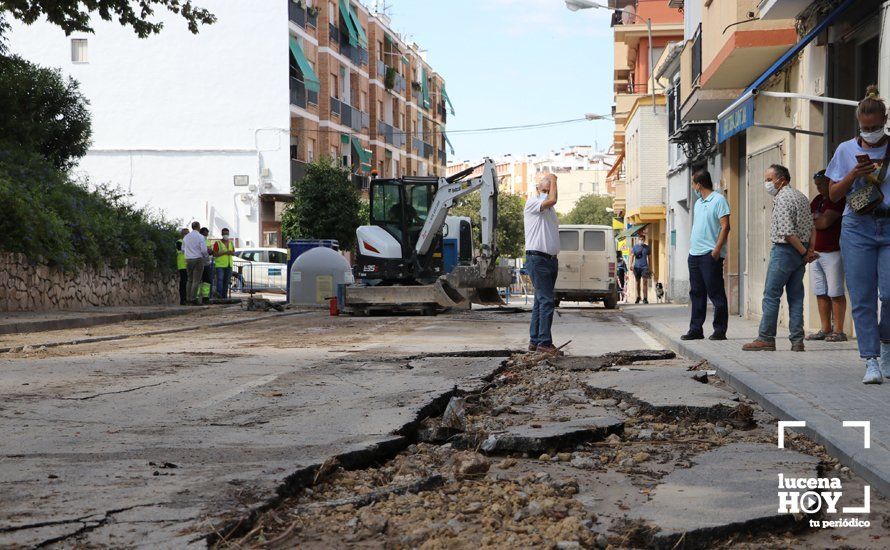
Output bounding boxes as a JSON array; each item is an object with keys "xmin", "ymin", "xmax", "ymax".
[
  {"xmin": 524, "ymin": 194, "xmax": 560, "ymax": 256},
  {"xmin": 182, "ymin": 230, "xmax": 209, "ymax": 260}
]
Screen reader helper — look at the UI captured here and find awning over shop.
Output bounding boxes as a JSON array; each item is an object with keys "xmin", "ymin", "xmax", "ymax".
[
  {"xmin": 350, "ymin": 137, "xmax": 372, "ymax": 172},
  {"xmin": 421, "ymin": 68, "xmax": 431, "ymax": 109},
  {"xmin": 717, "ymin": 0, "xmax": 855, "ymax": 143},
  {"xmin": 441, "ymin": 85, "xmax": 455, "ymax": 115},
  {"xmin": 338, "ymin": 0, "xmax": 360, "ymax": 47},
  {"xmin": 616, "ymin": 224, "xmax": 647, "ymax": 240},
  {"xmin": 289, "ymin": 37, "xmax": 320, "ymax": 93},
  {"xmin": 345, "ymin": 1, "xmax": 368, "ymax": 48}
]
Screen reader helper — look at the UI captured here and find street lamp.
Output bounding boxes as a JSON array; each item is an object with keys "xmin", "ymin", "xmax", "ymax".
[{"xmin": 565, "ymin": 0, "xmax": 656, "ymax": 114}]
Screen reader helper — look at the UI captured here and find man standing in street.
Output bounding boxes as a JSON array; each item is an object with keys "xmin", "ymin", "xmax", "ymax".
[
  {"xmin": 199, "ymin": 227, "xmax": 213, "ymax": 302},
  {"xmin": 743, "ymin": 164, "xmax": 816, "ymax": 352},
  {"xmin": 175, "ymin": 227, "xmax": 189, "ymax": 305},
  {"xmin": 524, "ymin": 172, "xmax": 560, "ymax": 354},
  {"xmin": 805, "ymin": 170, "xmax": 848, "ymax": 342},
  {"xmin": 183, "ymin": 221, "xmax": 209, "ymax": 305},
  {"xmin": 213, "ymin": 228, "xmax": 235, "ymax": 300},
  {"xmin": 682, "ymin": 170, "xmax": 730, "ymax": 341},
  {"xmin": 630, "ymin": 233, "xmax": 651, "ymax": 304}
]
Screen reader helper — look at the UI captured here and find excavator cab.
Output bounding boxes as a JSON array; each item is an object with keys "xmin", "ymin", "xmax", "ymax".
[{"xmin": 356, "ymin": 176, "xmax": 443, "ymax": 284}]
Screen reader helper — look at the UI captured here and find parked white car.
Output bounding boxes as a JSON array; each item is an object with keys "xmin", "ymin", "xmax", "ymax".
[
  {"xmin": 554, "ymin": 225, "xmax": 619, "ymax": 309},
  {"xmin": 232, "ymin": 247, "xmax": 288, "ymax": 293}
]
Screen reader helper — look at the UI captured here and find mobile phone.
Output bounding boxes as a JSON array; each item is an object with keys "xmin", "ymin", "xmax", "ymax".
[{"xmin": 856, "ymin": 154, "xmax": 871, "ymax": 164}]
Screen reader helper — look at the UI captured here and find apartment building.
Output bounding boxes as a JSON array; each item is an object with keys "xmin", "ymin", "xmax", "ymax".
[
  {"xmin": 667, "ymin": 0, "xmax": 888, "ymax": 332},
  {"xmin": 610, "ymin": 0, "xmax": 683, "ymax": 287},
  {"xmin": 9, "ymin": 0, "xmax": 449, "ymax": 248}
]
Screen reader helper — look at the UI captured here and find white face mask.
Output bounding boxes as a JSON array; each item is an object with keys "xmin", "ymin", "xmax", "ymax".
[
  {"xmin": 764, "ymin": 180, "xmax": 780, "ymax": 196},
  {"xmin": 861, "ymin": 128, "xmax": 886, "ymax": 144}
]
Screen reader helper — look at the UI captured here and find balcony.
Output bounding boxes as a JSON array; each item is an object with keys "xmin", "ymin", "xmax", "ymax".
[
  {"xmin": 329, "ymin": 24, "xmax": 369, "ymax": 67},
  {"xmin": 377, "ymin": 120, "xmax": 407, "ymax": 147},
  {"xmin": 691, "ymin": 25, "xmax": 702, "ymax": 87},
  {"xmin": 437, "ymin": 149, "xmax": 446, "ymax": 165},
  {"xmin": 423, "ymin": 142, "xmax": 433, "ymax": 159},
  {"xmin": 437, "ymin": 102, "xmax": 447, "ymax": 122},
  {"xmin": 353, "ymin": 174, "xmax": 370, "ymax": 191},
  {"xmin": 288, "ymin": 2, "xmax": 318, "ymax": 29},
  {"xmin": 376, "ymin": 60, "xmax": 407, "ymax": 94},
  {"xmin": 330, "ymin": 97, "xmax": 368, "ymax": 131},
  {"xmin": 291, "ymin": 159, "xmax": 308, "ymax": 183},
  {"xmin": 290, "ymin": 77, "xmax": 318, "ymax": 109}
]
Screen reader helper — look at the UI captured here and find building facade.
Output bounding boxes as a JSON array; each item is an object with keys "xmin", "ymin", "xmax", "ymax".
[{"xmin": 9, "ymin": 0, "xmax": 449, "ymax": 248}]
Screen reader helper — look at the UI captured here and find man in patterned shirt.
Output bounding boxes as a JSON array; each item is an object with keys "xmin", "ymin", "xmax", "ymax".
[{"xmin": 743, "ymin": 164, "xmax": 817, "ymax": 352}]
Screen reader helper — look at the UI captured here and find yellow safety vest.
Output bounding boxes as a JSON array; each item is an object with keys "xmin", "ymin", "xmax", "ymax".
[
  {"xmin": 176, "ymin": 239, "xmax": 186, "ymax": 270},
  {"xmin": 214, "ymin": 239, "xmax": 235, "ymax": 268}
]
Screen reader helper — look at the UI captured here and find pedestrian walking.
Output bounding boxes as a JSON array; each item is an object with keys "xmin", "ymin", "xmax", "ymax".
[
  {"xmin": 524, "ymin": 172, "xmax": 560, "ymax": 354},
  {"xmin": 630, "ymin": 234, "xmax": 651, "ymax": 304},
  {"xmin": 826, "ymin": 85, "xmax": 890, "ymax": 384},
  {"xmin": 805, "ymin": 170, "xmax": 847, "ymax": 343},
  {"xmin": 616, "ymin": 255, "xmax": 628, "ymax": 303},
  {"xmin": 183, "ymin": 221, "xmax": 209, "ymax": 305},
  {"xmin": 213, "ymin": 228, "xmax": 235, "ymax": 299},
  {"xmin": 682, "ymin": 169, "xmax": 730, "ymax": 341},
  {"xmin": 743, "ymin": 165, "xmax": 816, "ymax": 352},
  {"xmin": 199, "ymin": 227, "xmax": 213, "ymax": 302},
  {"xmin": 175, "ymin": 227, "xmax": 189, "ymax": 305}
]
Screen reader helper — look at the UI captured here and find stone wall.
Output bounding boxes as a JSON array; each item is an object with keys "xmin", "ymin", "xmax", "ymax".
[{"xmin": 0, "ymin": 253, "xmax": 178, "ymax": 312}]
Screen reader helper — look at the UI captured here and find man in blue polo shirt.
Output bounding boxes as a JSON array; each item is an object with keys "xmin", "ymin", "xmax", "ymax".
[{"xmin": 682, "ymin": 169, "xmax": 731, "ymax": 341}]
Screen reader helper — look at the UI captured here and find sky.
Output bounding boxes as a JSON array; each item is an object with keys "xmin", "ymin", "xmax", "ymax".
[{"xmin": 381, "ymin": 0, "xmax": 617, "ymax": 163}]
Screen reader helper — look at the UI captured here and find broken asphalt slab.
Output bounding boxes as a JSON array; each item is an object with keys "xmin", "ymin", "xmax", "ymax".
[
  {"xmin": 551, "ymin": 349, "xmax": 676, "ymax": 372},
  {"xmin": 628, "ymin": 442, "xmax": 819, "ymax": 549},
  {"xmin": 475, "ymin": 415, "xmax": 625, "ymax": 454},
  {"xmin": 582, "ymin": 365, "xmax": 741, "ymax": 419},
  {"xmin": 0, "ymin": 349, "xmax": 508, "ymax": 547}
]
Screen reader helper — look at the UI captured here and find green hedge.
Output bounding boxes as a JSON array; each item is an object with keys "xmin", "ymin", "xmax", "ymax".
[{"xmin": 0, "ymin": 150, "xmax": 178, "ymax": 274}]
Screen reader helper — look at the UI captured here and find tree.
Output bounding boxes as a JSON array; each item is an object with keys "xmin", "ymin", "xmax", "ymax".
[
  {"xmin": 564, "ymin": 194, "xmax": 614, "ymax": 226},
  {"xmin": 1, "ymin": 0, "xmax": 216, "ymax": 38},
  {"xmin": 0, "ymin": 54, "xmax": 91, "ymax": 170},
  {"xmin": 451, "ymin": 192, "xmax": 526, "ymax": 260},
  {"xmin": 281, "ymin": 157, "xmax": 362, "ymax": 251}
]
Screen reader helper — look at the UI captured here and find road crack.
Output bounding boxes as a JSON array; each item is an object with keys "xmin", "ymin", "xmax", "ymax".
[{"xmin": 58, "ymin": 382, "xmax": 166, "ymax": 401}]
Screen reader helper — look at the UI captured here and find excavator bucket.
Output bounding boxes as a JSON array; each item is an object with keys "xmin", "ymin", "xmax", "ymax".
[
  {"xmin": 443, "ymin": 265, "xmax": 512, "ymax": 306},
  {"xmin": 344, "ymin": 278, "xmax": 465, "ymax": 314}
]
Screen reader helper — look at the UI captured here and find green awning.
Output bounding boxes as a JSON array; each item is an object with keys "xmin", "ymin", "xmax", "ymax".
[
  {"xmin": 340, "ymin": 133, "xmax": 350, "ymax": 145},
  {"xmin": 338, "ymin": 0, "xmax": 360, "ymax": 47},
  {"xmin": 616, "ymin": 223, "xmax": 647, "ymax": 240},
  {"xmin": 289, "ymin": 37, "xmax": 320, "ymax": 93},
  {"xmin": 345, "ymin": 2, "xmax": 368, "ymax": 49},
  {"xmin": 421, "ymin": 68, "xmax": 430, "ymax": 109},
  {"xmin": 350, "ymin": 137, "xmax": 372, "ymax": 172},
  {"xmin": 443, "ymin": 131, "xmax": 454, "ymax": 155},
  {"xmin": 441, "ymin": 85, "xmax": 455, "ymax": 115}
]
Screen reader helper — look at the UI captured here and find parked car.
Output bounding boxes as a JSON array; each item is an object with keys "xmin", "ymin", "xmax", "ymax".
[
  {"xmin": 232, "ymin": 247, "xmax": 288, "ymax": 293},
  {"xmin": 554, "ymin": 225, "xmax": 619, "ymax": 309}
]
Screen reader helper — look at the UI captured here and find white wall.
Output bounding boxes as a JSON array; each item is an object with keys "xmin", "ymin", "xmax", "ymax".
[
  {"xmin": 625, "ymin": 106, "xmax": 669, "ymax": 215},
  {"xmin": 8, "ymin": 0, "xmax": 291, "ymax": 243}
]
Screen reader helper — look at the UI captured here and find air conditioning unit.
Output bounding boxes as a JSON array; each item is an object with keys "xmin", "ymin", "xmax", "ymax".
[{"xmin": 261, "ymin": 168, "xmax": 271, "ymax": 178}]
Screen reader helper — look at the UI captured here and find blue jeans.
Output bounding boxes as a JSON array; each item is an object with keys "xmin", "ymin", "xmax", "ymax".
[
  {"xmin": 840, "ymin": 214, "xmax": 890, "ymax": 358},
  {"xmin": 215, "ymin": 267, "xmax": 232, "ymax": 299},
  {"xmin": 687, "ymin": 254, "xmax": 728, "ymax": 336},
  {"xmin": 757, "ymin": 243, "xmax": 806, "ymax": 343},
  {"xmin": 526, "ymin": 254, "xmax": 558, "ymax": 346}
]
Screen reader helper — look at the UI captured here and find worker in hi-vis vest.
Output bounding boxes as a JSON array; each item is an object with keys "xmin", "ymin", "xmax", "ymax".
[
  {"xmin": 213, "ymin": 228, "xmax": 236, "ymax": 299},
  {"xmin": 175, "ymin": 227, "xmax": 189, "ymax": 305}
]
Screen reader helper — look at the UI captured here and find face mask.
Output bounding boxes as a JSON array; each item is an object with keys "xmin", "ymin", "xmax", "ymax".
[
  {"xmin": 764, "ymin": 180, "xmax": 780, "ymax": 196},
  {"xmin": 222, "ymin": 235, "xmax": 229, "ymax": 240},
  {"xmin": 861, "ymin": 128, "xmax": 886, "ymax": 144},
  {"xmin": 693, "ymin": 188, "xmax": 702, "ymax": 199}
]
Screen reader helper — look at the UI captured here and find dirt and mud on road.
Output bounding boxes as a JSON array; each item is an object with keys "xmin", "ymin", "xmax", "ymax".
[{"xmin": 221, "ymin": 348, "xmax": 890, "ymax": 550}]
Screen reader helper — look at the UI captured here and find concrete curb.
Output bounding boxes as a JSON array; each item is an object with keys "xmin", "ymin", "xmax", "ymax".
[
  {"xmin": 624, "ymin": 310, "xmax": 890, "ymax": 498},
  {"xmin": 0, "ymin": 307, "xmax": 202, "ymax": 336},
  {"xmin": 0, "ymin": 310, "xmax": 313, "ymax": 353}
]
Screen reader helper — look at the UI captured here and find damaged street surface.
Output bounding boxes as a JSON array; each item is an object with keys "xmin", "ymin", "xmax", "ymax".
[{"xmin": 1, "ymin": 306, "xmax": 889, "ymax": 548}]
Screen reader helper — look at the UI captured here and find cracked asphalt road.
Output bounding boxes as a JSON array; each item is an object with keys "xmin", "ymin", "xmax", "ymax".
[{"xmin": 0, "ymin": 305, "xmax": 654, "ymax": 547}]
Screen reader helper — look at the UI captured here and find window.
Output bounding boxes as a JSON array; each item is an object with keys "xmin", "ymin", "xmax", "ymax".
[
  {"xmin": 583, "ymin": 231, "xmax": 606, "ymax": 252},
  {"xmin": 241, "ymin": 251, "xmax": 257, "ymax": 262},
  {"xmin": 331, "ymin": 73, "xmax": 339, "ymax": 99},
  {"xmin": 307, "ymin": 138, "xmax": 315, "ymax": 162},
  {"xmin": 268, "ymin": 251, "xmax": 287, "ymax": 264},
  {"xmin": 372, "ymin": 182, "xmax": 402, "ymax": 224},
  {"xmin": 71, "ymin": 39, "xmax": 88, "ymax": 63},
  {"xmin": 407, "ymin": 184, "xmax": 434, "ymax": 226},
  {"xmin": 559, "ymin": 230, "xmax": 579, "ymax": 251}
]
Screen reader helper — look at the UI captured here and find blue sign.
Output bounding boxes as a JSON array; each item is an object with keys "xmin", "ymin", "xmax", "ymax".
[
  {"xmin": 718, "ymin": 97, "xmax": 754, "ymax": 143},
  {"xmin": 268, "ymin": 268, "xmax": 282, "ymax": 276}
]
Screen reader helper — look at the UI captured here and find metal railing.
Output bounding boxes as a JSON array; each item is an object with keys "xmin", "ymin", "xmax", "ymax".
[
  {"xmin": 288, "ymin": 3, "xmax": 318, "ymax": 29},
  {"xmin": 290, "ymin": 77, "xmax": 318, "ymax": 108},
  {"xmin": 330, "ymin": 96, "xmax": 341, "ymax": 117},
  {"xmin": 328, "ymin": 23, "xmax": 368, "ymax": 67},
  {"xmin": 437, "ymin": 102, "xmax": 447, "ymax": 122},
  {"xmin": 291, "ymin": 159, "xmax": 308, "ymax": 182},
  {"xmin": 378, "ymin": 120, "xmax": 394, "ymax": 145},
  {"xmin": 423, "ymin": 142, "xmax": 433, "ymax": 159},
  {"xmin": 438, "ymin": 149, "xmax": 446, "ymax": 165},
  {"xmin": 377, "ymin": 60, "xmax": 407, "ymax": 93}
]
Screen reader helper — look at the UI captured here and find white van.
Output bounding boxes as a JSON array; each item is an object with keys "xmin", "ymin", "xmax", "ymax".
[{"xmin": 554, "ymin": 224, "xmax": 619, "ymax": 309}]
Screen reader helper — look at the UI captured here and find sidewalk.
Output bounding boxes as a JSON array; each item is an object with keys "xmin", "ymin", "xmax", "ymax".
[
  {"xmin": 623, "ymin": 303, "xmax": 890, "ymax": 498},
  {"xmin": 0, "ymin": 305, "xmax": 197, "ymax": 335}
]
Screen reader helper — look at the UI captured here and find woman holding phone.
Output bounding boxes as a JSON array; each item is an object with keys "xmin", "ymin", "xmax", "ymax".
[{"xmin": 827, "ymin": 85, "xmax": 890, "ymax": 384}]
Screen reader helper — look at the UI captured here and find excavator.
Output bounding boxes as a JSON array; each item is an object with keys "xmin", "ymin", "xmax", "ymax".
[{"xmin": 346, "ymin": 158, "xmax": 510, "ymax": 315}]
